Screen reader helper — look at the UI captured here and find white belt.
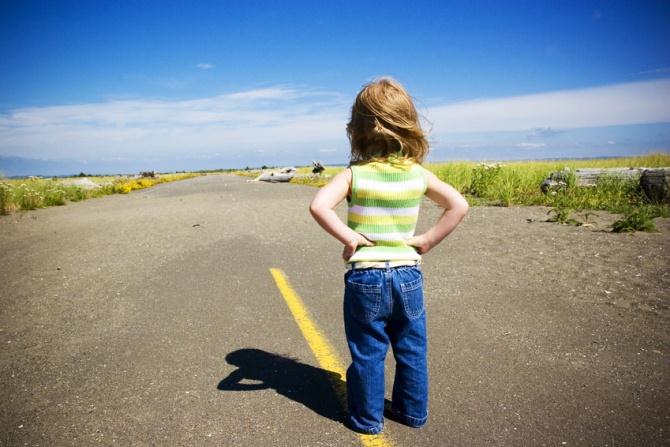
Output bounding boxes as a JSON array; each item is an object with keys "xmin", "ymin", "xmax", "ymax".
[{"xmin": 346, "ymin": 260, "xmax": 421, "ymax": 270}]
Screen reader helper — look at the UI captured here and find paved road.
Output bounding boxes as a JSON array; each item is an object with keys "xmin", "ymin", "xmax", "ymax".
[{"xmin": 1, "ymin": 174, "xmax": 668, "ymax": 446}]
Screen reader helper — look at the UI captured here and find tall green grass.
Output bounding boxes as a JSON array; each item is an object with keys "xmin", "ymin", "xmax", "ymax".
[
  {"xmin": 0, "ymin": 173, "xmax": 200, "ymax": 215},
  {"xmin": 428, "ymin": 153, "xmax": 669, "ymax": 215},
  {"xmin": 252, "ymin": 152, "xmax": 670, "ymax": 217}
]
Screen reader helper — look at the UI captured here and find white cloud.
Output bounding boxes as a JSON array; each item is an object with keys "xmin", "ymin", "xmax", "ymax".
[
  {"xmin": 515, "ymin": 142, "xmax": 546, "ymax": 149},
  {"xmin": 227, "ymin": 87, "xmax": 299, "ymax": 101},
  {"xmin": 427, "ymin": 79, "xmax": 670, "ymax": 134},
  {"xmin": 636, "ymin": 67, "xmax": 670, "ymax": 75},
  {"xmin": 1, "ymin": 79, "xmax": 669, "ymax": 165},
  {"xmin": 196, "ymin": 63, "xmax": 214, "ymax": 70},
  {"xmin": 0, "ymin": 87, "xmax": 350, "ymax": 161}
]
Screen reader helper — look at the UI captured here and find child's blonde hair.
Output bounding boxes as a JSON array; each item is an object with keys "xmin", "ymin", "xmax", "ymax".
[{"xmin": 347, "ymin": 77, "xmax": 429, "ymax": 164}]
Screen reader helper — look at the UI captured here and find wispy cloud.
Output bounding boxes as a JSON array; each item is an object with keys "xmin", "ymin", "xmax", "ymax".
[
  {"xmin": 0, "ymin": 87, "xmax": 350, "ymax": 161},
  {"xmin": 196, "ymin": 63, "xmax": 214, "ymax": 70},
  {"xmin": 636, "ymin": 67, "xmax": 670, "ymax": 75},
  {"xmin": 427, "ymin": 79, "xmax": 670, "ymax": 134},
  {"xmin": 515, "ymin": 142, "xmax": 546, "ymax": 149},
  {"xmin": 227, "ymin": 87, "xmax": 299, "ymax": 101},
  {"xmin": 1, "ymin": 79, "xmax": 669, "ymax": 168}
]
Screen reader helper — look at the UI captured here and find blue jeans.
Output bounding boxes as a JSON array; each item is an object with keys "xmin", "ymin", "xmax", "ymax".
[{"xmin": 343, "ymin": 265, "xmax": 428, "ymax": 434}]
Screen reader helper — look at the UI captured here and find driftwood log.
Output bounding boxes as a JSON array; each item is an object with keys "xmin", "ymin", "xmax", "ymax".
[
  {"xmin": 542, "ymin": 167, "xmax": 670, "ymax": 202},
  {"xmin": 254, "ymin": 167, "xmax": 296, "ymax": 183},
  {"xmin": 641, "ymin": 168, "xmax": 670, "ymax": 203},
  {"xmin": 571, "ymin": 167, "xmax": 642, "ymax": 186}
]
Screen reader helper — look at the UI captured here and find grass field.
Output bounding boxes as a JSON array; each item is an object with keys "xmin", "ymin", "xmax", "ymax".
[
  {"xmin": 3, "ymin": 153, "xmax": 668, "ymax": 232},
  {"xmin": 428, "ymin": 152, "xmax": 670, "ymax": 211},
  {"xmin": 0, "ymin": 173, "xmax": 201, "ymax": 215},
  {"xmin": 235, "ymin": 152, "xmax": 670, "ymax": 231}
]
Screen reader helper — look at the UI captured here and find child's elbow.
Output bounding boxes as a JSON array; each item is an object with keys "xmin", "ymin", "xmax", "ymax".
[
  {"xmin": 308, "ymin": 199, "xmax": 322, "ymax": 219},
  {"xmin": 456, "ymin": 198, "xmax": 469, "ymax": 219}
]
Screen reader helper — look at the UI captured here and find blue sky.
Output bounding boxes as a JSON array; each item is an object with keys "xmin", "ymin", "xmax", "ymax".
[{"xmin": 1, "ymin": 0, "xmax": 670, "ymax": 175}]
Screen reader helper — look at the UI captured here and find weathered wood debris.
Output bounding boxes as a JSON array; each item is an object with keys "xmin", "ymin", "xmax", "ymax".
[
  {"xmin": 311, "ymin": 160, "xmax": 325, "ymax": 175},
  {"xmin": 542, "ymin": 167, "xmax": 670, "ymax": 203},
  {"xmin": 641, "ymin": 168, "xmax": 670, "ymax": 203},
  {"xmin": 570, "ymin": 167, "xmax": 643, "ymax": 186},
  {"xmin": 254, "ymin": 167, "xmax": 296, "ymax": 183}
]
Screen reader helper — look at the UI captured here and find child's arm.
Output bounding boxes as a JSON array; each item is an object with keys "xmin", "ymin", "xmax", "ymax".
[
  {"xmin": 309, "ymin": 168, "xmax": 374, "ymax": 260},
  {"xmin": 405, "ymin": 170, "xmax": 469, "ymax": 254}
]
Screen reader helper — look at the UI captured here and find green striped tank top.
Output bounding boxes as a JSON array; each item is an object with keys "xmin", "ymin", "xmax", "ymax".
[{"xmin": 347, "ymin": 159, "xmax": 427, "ymax": 263}]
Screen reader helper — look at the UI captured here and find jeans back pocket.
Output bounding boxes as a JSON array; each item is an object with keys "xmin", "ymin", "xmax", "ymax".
[
  {"xmin": 344, "ymin": 277, "xmax": 382, "ymax": 323},
  {"xmin": 399, "ymin": 276, "xmax": 425, "ymax": 320}
]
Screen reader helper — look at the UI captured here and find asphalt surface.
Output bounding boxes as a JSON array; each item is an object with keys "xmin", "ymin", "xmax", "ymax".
[{"xmin": 1, "ymin": 173, "xmax": 668, "ymax": 446}]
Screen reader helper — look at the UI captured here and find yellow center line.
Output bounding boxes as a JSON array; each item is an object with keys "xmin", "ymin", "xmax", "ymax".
[{"xmin": 269, "ymin": 268, "xmax": 394, "ymax": 447}]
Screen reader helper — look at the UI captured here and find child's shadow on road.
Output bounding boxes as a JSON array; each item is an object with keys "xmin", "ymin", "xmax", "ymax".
[{"xmin": 217, "ymin": 348, "xmax": 345, "ymax": 423}]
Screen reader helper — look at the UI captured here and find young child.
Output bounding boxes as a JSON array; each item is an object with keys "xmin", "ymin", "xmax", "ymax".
[{"xmin": 309, "ymin": 78, "xmax": 469, "ymax": 434}]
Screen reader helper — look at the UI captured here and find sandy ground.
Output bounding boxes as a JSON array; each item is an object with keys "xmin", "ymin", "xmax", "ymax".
[{"xmin": 0, "ymin": 173, "xmax": 668, "ymax": 446}]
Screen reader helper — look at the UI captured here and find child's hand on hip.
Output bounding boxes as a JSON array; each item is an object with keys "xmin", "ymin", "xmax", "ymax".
[
  {"xmin": 343, "ymin": 235, "xmax": 374, "ymax": 261},
  {"xmin": 405, "ymin": 234, "xmax": 431, "ymax": 254}
]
